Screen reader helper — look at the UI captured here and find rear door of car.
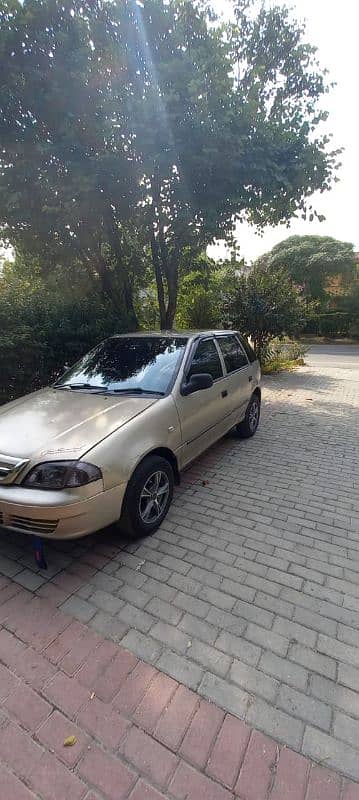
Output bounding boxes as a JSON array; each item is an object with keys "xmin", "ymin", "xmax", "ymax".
[
  {"xmin": 216, "ymin": 334, "xmax": 254, "ymax": 423},
  {"xmin": 174, "ymin": 336, "xmax": 232, "ymax": 467}
]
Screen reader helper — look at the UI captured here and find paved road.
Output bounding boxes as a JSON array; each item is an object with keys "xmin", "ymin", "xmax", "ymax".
[
  {"xmin": 306, "ymin": 344, "xmax": 359, "ymax": 369},
  {"xmin": 1, "ymin": 344, "xmax": 359, "ymax": 780}
]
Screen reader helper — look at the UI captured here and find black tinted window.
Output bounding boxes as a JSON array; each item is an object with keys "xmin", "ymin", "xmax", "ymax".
[
  {"xmin": 188, "ymin": 339, "xmax": 223, "ymax": 381},
  {"xmin": 237, "ymin": 334, "xmax": 257, "ymax": 363},
  {"xmin": 56, "ymin": 337, "xmax": 187, "ymax": 394},
  {"xmin": 218, "ymin": 336, "xmax": 248, "ymax": 373}
]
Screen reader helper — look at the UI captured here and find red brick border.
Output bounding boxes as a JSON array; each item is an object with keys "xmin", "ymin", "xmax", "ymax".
[{"xmin": 0, "ymin": 581, "xmax": 358, "ymax": 799}]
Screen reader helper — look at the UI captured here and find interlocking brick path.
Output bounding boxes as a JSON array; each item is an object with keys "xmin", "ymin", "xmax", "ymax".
[
  {"xmin": 0, "ymin": 345, "xmax": 359, "ymax": 785},
  {"xmin": 0, "ymin": 585, "xmax": 358, "ymax": 799}
]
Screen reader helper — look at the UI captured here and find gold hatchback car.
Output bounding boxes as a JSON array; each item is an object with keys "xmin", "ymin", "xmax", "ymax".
[{"xmin": 0, "ymin": 331, "xmax": 261, "ymax": 540}]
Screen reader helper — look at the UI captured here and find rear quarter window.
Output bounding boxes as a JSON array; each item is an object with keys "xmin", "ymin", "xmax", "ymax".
[
  {"xmin": 217, "ymin": 335, "xmax": 248, "ymax": 372},
  {"xmin": 237, "ymin": 334, "xmax": 257, "ymax": 363}
]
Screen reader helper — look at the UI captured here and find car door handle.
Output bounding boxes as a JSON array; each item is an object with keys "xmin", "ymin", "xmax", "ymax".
[
  {"xmin": 248, "ymin": 376, "xmax": 253, "ymax": 382},
  {"xmin": 221, "ymin": 390, "xmax": 228, "ymax": 398}
]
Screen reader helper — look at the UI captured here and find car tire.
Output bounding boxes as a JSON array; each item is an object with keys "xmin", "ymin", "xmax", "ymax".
[
  {"xmin": 121, "ymin": 455, "xmax": 174, "ymax": 538},
  {"xmin": 236, "ymin": 393, "xmax": 261, "ymax": 439}
]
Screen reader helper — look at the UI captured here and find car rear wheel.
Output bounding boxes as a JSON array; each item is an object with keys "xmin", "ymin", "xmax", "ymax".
[
  {"xmin": 121, "ymin": 455, "xmax": 174, "ymax": 538},
  {"xmin": 236, "ymin": 393, "xmax": 261, "ymax": 439}
]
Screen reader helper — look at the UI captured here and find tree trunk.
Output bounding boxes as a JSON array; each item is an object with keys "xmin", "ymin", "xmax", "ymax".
[
  {"xmin": 150, "ymin": 227, "xmax": 180, "ymax": 330},
  {"xmin": 102, "ymin": 212, "xmax": 139, "ymax": 329},
  {"xmin": 163, "ymin": 256, "xmax": 179, "ymax": 329},
  {"xmin": 96, "ymin": 253, "xmax": 139, "ymax": 330},
  {"xmin": 151, "ymin": 232, "xmax": 167, "ymax": 330},
  {"xmin": 253, "ymin": 333, "xmax": 270, "ymax": 364},
  {"xmin": 149, "ymin": 174, "xmax": 180, "ymax": 331},
  {"xmin": 122, "ymin": 271, "xmax": 139, "ymax": 330},
  {"xmin": 96, "ymin": 253, "xmax": 113, "ymax": 297}
]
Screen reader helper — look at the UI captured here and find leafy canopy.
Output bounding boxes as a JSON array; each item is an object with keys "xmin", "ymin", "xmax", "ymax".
[
  {"xmin": 0, "ymin": 257, "xmax": 129, "ymax": 404},
  {"xmin": 255, "ymin": 236, "xmax": 356, "ymax": 302},
  {"xmin": 0, "ymin": 0, "xmax": 339, "ymax": 328}
]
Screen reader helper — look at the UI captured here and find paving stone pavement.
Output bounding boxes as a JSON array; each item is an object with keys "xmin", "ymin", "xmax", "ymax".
[
  {"xmin": 0, "ymin": 586, "xmax": 359, "ymax": 799},
  {"xmin": 0, "ymin": 345, "xmax": 359, "ymax": 783}
]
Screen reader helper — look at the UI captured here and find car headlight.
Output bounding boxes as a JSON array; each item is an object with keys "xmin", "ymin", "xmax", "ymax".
[{"xmin": 22, "ymin": 461, "xmax": 102, "ymax": 490}]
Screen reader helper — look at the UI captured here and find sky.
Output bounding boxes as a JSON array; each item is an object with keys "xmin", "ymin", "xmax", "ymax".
[{"xmin": 208, "ymin": 0, "xmax": 359, "ymax": 263}]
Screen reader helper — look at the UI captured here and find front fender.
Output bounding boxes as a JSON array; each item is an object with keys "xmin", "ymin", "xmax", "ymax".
[{"xmin": 84, "ymin": 395, "xmax": 181, "ymax": 489}]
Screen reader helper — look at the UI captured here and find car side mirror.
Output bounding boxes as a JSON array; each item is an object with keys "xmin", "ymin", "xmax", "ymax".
[{"xmin": 182, "ymin": 373, "xmax": 214, "ymax": 396}]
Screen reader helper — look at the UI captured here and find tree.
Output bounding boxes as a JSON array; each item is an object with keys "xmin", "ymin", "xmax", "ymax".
[
  {"xmin": 228, "ymin": 265, "xmax": 306, "ymax": 360},
  {"xmin": 0, "ymin": 0, "xmax": 339, "ymax": 329},
  {"xmin": 255, "ymin": 236, "xmax": 356, "ymax": 303},
  {"xmin": 335, "ymin": 263, "xmax": 359, "ymax": 338},
  {"xmin": 0, "ymin": 259, "xmax": 129, "ymax": 403},
  {"xmin": 176, "ymin": 258, "xmax": 236, "ymax": 329},
  {"xmin": 0, "ymin": 0, "xmax": 144, "ymax": 326}
]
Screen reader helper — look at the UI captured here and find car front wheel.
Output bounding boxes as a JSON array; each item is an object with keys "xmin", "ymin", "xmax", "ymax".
[{"xmin": 121, "ymin": 455, "xmax": 174, "ymax": 538}]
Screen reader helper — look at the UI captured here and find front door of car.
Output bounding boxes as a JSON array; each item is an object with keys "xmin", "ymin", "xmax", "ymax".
[
  {"xmin": 174, "ymin": 337, "xmax": 232, "ymax": 467},
  {"xmin": 216, "ymin": 334, "xmax": 253, "ymax": 424}
]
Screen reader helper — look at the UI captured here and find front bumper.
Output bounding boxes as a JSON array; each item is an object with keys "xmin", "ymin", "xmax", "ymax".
[{"xmin": 0, "ymin": 482, "xmax": 127, "ymax": 539}]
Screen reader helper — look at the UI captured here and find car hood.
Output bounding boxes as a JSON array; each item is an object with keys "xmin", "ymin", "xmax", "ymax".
[{"xmin": 0, "ymin": 388, "xmax": 157, "ymax": 461}]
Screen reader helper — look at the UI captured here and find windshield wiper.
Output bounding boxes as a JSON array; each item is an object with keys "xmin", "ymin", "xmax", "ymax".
[
  {"xmin": 54, "ymin": 384, "xmax": 163, "ymax": 395},
  {"xmin": 111, "ymin": 387, "xmax": 164, "ymax": 396},
  {"xmin": 55, "ymin": 383, "xmax": 108, "ymax": 391}
]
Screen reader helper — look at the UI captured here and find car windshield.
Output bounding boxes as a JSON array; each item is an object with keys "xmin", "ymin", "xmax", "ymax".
[{"xmin": 55, "ymin": 336, "xmax": 188, "ymax": 395}]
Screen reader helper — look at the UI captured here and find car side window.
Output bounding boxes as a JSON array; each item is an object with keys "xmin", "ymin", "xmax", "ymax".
[
  {"xmin": 237, "ymin": 334, "xmax": 257, "ymax": 363},
  {"xmin": 217, "ymin": 335, "xmax": 248, "ymax": 373},
  {"xmin": 187, "ymin": 339, "xmax": 223, "ymax": 381}
]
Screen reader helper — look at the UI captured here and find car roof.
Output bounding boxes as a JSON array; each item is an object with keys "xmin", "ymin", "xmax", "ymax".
[{"xmin": 110, "ymin": 330, "xmax": 237, "ymax": 341}]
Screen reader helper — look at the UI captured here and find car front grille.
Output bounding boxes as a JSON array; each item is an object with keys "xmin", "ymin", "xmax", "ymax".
[
  {"xmin": 0, "ymin": 510, "xmax": 58, "ymax": 534},
  {"xmin": 6, "ymin": 515, "xmax": 58, "ymax": 535}
]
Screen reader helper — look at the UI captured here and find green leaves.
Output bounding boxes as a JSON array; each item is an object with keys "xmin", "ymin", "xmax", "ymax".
[
  {"xmin": 228, "ymin": 264, "xmax": 307, "ymax": 361},
  {"xmin": 255, "ymin": 235, "xmax": 356, "ymax": 302},
  {"xmin": 0, "ymin": 0, "xmax": 339, "ymax": 329},
  {"xmin": 0, "ymin": 259, "xmax": 131, "ymax": 404}
]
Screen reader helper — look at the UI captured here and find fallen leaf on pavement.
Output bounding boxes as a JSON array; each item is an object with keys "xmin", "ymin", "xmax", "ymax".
[{"xmin": 64, "ymin": 736, "xmax": 77, "ymax": 747}]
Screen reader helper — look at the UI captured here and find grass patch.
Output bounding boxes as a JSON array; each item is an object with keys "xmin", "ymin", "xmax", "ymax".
[
  {"xmin": 262, "ymin": 357, "xmax": 305, "ymax": 375},
  {"xmin": 261, "ymin": 338, "xmax": 307, "ymax": 374}
]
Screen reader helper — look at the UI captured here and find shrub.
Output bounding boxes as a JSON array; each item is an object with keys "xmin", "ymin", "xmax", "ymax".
[
  {"xmin": 261, "ymin": 338, "xmax": 307, "ymax": 374},
  {"xmin": 303, "ymin": 312, "xmax": 352, "ymax": 337},
  {"xmin": 176, "ymin": 267, "xmax": 235, "ymax": 330},
  {"xmin": 0, "ymin": 281, "xmax": 129, "ymax": 404},
  {"xmin": 348, "ymin": 319, "xmax": 359, "ymax": 339},
  {"xmin": 228, "ymin": 266, "xmax": 306, "ymax": 362}
]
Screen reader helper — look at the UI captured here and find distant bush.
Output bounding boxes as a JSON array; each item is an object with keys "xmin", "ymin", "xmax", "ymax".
[
  {"xmin": 227, "ymin": 266, "xmax": 306, "ymax": 362},
  {"xmin": 176, "ymin": 267, "xmax": 235, "ymax": 330},
  {"xmin": 0, "ymin": 282, "xmax": 129, "ymax": 404},
  {"xmin": 348, "ymin": 319, "xmax": 359, "ymax": 339},
  {"xmin": 303, "ymin": 312, "xmax": 352, "ymax": 337}
]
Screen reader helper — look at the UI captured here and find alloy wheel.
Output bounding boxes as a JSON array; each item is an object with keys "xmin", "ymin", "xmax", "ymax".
[
  {"xmin": 139, "ymin": 470, "xmax": 170, "ymax": 524},
  {"xmin": 248, "ymin": 399, "xmax": 260, "ymax": 433}
]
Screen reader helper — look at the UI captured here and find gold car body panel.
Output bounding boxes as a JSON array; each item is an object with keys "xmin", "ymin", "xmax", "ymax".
[
  {"xmin": 0, "ymin": 388, "xmax": 157, "ymax": 463},
  {"xmin": 0, "ymin": 331, "xmax": 260, "ymax": 538}
]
